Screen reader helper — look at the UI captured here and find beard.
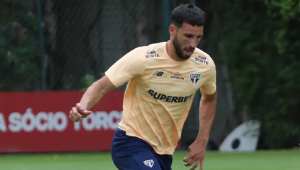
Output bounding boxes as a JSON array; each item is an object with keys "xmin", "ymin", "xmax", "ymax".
[{"xmin": 172, "ymin": 36, "xmax": 194, "ymax": 60}]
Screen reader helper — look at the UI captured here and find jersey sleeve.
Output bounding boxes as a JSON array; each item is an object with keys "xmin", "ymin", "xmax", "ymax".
[
  {"xmin": 105, "ymin": 47, "xmax": 146, "ymax": 87},
  {"xmin": 200, "ymin": 62, "xmax": 217, "ymax": 95}
]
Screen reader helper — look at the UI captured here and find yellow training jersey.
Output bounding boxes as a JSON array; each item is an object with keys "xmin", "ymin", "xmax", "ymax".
[{"xmin": 105, "ymin": 42, "xmax": 216, "ymax": 155}]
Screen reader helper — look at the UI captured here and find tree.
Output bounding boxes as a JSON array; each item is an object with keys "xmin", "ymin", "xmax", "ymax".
[
  {"xmin": 208, "ymin": 0, "xmax": 300, "ymax": 149},
  {"xmin": 0, "ymin": 0, "xmax": 40, "ymax": 91}
]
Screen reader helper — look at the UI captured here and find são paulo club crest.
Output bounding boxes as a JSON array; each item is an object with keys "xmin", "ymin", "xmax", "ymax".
[
  {"xmin": 189, "ymin": 73, "xmax": 201, "ymax": 86},
  {"xmin": 143, "ymin": 159, "xmax": 154, "ymax": 168}
]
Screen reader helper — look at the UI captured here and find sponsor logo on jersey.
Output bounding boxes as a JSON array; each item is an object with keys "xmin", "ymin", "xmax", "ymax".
[
  {"xmin": 190, "ymin": 73, "xmax": 201, "ymax": 86},
  {"xmin": 170, "ymin": 72, "xmax": 184, "ymax": 80},
  {"xmin": 148, "ymin": 89, "xmax": 193, "ymax": 103},
  {"xmin": 145, "ymin": 50, "xmax": 159, "ymax": 58},
  {"xmin": 195, "ymin": 55, "xmax": 209, "ymax": 65},
  {"xmin": 143, "ymin": 159, "xmax": 154, "ymax": 168}
]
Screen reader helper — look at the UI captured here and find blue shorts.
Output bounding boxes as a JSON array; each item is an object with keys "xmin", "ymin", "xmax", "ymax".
[{"xmin": 111, "ymin": 128, "xmax": 173, "ymax": 170}]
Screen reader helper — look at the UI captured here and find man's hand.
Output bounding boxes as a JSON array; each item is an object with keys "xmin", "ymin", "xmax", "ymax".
[
  {"xmin": 183, "ymin": 140, "xmax": 207, "ymax": 170},
  {"xmin": 69, "ymin": 103, "xmax": 92, "ymax": 122}
]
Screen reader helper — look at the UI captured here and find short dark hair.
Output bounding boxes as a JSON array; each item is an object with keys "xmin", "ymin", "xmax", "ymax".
[{"xmin": 171, "ymin": 4, "xmax": 205, "ymax": 28}]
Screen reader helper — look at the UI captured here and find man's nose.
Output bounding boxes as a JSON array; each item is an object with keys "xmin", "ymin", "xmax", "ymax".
[{"xmin": 189, "ymin": 39, "xmax": 197, "ymax": 48}]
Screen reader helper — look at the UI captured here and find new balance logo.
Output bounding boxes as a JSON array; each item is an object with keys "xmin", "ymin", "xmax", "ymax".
[
  {"xmin": 154, "ymin": 71, "xmax": 164, "ymax": 76},
  {"xmin": 143, "ymin": 159, "xmax": 154, "ymax": 168}
]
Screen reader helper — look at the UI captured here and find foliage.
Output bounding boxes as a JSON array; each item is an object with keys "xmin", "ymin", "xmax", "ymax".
[
  {"xmin": 209, "ymin": 0, "xmax": 300, "ymax": 149},
  {"xmin": 0, "ymin": 0, "xmax": 40, "ymax": 91}
]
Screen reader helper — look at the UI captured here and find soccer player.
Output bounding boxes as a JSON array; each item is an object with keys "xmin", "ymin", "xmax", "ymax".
[{"xmin": 69, "ymin": 4, "xmax": 217, "ymax": 170}]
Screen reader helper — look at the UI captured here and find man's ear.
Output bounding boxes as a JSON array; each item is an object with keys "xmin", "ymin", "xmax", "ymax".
[{"xmin": 169, "ymin": 24, "xmax": 176, "ymax": 37}]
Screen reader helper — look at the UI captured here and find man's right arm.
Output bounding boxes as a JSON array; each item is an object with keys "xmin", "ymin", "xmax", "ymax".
[
  {"xmin": 69, "ymin": 46, "xmax": 146, "ymax": 122},
  {"xmin": 79, "ymin": 75, "xmax": 116, "ymax": 111},
  {"xmin": 81, "ymin": 46, "xmax": 146, "ymax": 111},
  {"xmin": 69, "ymin": 76, "xmax": 116, "ymax": 122}
]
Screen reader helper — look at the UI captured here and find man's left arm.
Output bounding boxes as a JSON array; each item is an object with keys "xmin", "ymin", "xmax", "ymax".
[
  {"xmin": 197, "ymin": 61, "xmax": 217, "ymax": 146},
  {"xmin": 184, "ymin": 62, "xmax": 217, "ymax": 170},
  {"xmin": 197, "ymin": 90, "xmax": 217, "ymax": 149}
]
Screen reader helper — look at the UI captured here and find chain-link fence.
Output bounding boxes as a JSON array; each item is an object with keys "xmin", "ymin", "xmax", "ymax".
[
  {"xmin": 0, "ymin": 0, "xmax": 205, "ymax": 91},
  {"xmin": 1, "ymin": 0, "xmax": 167, "ymax": 91},
  {"xmin": 1, "ymin": 0, "xmax": 224, "ymax": 149},
  {"xmin": 0, "ymin": 0, "xmax": 40, "ymax": 91}
]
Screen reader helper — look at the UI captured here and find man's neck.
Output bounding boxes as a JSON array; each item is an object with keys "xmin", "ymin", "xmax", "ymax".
[{"xmin": 166, "ymin": 41, "xmax": 185, "ymax": 61}]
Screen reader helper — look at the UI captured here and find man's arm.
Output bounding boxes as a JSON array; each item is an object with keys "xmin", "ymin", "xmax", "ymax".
[
  {"xmin": 80, "ymin": 47, "xmax": 145, "ymax": 110},
  {"xmin": 197, "ymin": 61, "xmax": 217, "ymax": 144},
  {"xmin": 196, "ymin": 90, "xmax": 217, "ymax": 146},
  {"xmin": 69, "ymin": 47, "xmax": 146, "ymax": 122},
  {"xmin": 79, "ymin": 76, "xmax": 116, "ymax": 110},
  {"xmin": 183, "ymin": 90, "xmax": 217, "ymax": 170},
  {"xmin": 69, "ymin": 76, "xmax": 116, "ymax": 122},
  {"xmin": 183, "ymin": 58, "xmax": 217, "ymax": 170}
]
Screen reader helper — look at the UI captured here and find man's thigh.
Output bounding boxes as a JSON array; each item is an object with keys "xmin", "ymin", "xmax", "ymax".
[
  {"xmin": 112, "ymin": 151, "xmax": 162, "ymax": 170},
  {"xmin": 111, "ymin": 128, "xmax": 163, "ymax": 170},
  {"xmin": 156, "ymin": 154, "xmax": 173, "ymax": 170}
]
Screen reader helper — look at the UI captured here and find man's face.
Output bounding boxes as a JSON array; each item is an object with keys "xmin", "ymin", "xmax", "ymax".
[{"xmin": 171, "ymin": 22, "xmax": 204, "ymax": 60}]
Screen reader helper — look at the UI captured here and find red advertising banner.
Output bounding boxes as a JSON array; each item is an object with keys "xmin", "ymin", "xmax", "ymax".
[{"xmin": 0, "ymin": 90, "xmax": 124, "ymax": 153}]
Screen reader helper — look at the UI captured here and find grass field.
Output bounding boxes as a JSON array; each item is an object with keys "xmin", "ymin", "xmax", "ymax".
[{"xmin": 0, "ymin": 150, "xmax": 299, "ymax": 170}]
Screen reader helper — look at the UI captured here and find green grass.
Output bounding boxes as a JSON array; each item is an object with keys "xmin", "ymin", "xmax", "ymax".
[{"xmin": 0, "ymin": 150, "xmax": 299, "ymax": 170}]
